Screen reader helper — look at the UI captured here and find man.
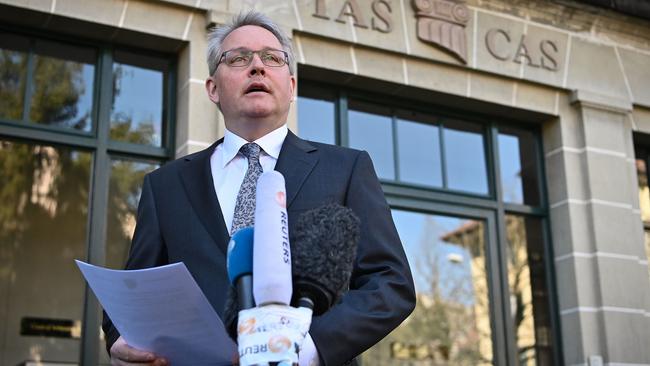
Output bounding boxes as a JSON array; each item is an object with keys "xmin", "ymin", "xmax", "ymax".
[{"xmin": 103, "ymin": 11, "xmax": 415, "ymax": 366}]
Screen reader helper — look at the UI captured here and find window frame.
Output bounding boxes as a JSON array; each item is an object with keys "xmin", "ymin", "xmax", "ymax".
[
  {"xmin": 0, "ymin": 26, "xmax": 176, "ymax": 366},
  {"xmin": 298, "ymin": 79, "xmax": 563, "ymax": 366}
]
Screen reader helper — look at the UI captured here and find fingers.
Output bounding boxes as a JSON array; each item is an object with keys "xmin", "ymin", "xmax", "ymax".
[{"xmin": 110, "ymin": 336, "xmax": 168, "ymax": 366}]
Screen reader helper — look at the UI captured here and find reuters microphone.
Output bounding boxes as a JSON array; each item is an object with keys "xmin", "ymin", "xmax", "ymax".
[
  {"xmin": 237, "ymin": 171, "xmax": 311, "ymax": 366},
  {"xmin": 253, "ymin": 171, "xmax": 292, "ymax": 306}
]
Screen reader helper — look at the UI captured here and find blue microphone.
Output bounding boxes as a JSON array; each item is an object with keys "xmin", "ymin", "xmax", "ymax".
[{"xmin": 227, "ymin": 227, "xmax": 255, "ymax": 310}]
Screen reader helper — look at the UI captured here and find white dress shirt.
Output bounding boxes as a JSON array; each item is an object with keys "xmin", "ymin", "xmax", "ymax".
[{"xmin": 210, "ymin": 125, "xmax": 320, "ymax": 366}]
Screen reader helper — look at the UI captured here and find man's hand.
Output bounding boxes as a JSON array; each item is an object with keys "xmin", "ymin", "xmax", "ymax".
[{"xmin": 110, "ymin": 336, "xmax": 168, "ymax": 366}]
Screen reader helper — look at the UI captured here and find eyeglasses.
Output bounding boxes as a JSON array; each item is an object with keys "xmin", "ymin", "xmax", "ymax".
[{"xmin": 216, "ymin": 48, "xmax": 289, "ymax": 69}]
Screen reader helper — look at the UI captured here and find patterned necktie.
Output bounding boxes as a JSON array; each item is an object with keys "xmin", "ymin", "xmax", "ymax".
[{"xmin": 231, "ymin": 142, "xmax": 263, "ymax": 234}]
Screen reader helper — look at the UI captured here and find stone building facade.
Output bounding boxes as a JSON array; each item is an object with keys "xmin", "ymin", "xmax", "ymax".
[{"xmin": 0, "ymin": 0, "xmax": 649, "ymax": 365}]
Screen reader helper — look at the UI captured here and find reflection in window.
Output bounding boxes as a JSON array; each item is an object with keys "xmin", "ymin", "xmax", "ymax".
[
  {"xmin": 348, "ymin": 103, "xmax": 395, "ymax": 180},
  {"xmin": 637, "ymin": 158, "xmax": 650, "ymax": 222},
  {"xmin": 0, "ymin": 35, "xmax": 95, "ymax": 131},
  {"xmin": 297, "ymin": 96, "xmax": 335, "ymax": 144},
  {"xmin": 110, "ymin": 52, "xmax": 164, "ymax": 146},
  {"xmin": 362, "ymin": 210, "xmax": 493, "ymax": 365},
  {"xmin": 444, "ymin": 121, "xmax": 488, "ymax": 195},
  {"xmin": 101, "ymin": 158, "xmax": 158, "ymax": 365},
  {"xmin": 396, "ymin": 116, "xmax": 442, "ymax": 187},
  {"xmin": 0, "ymin": 33, "xmax": 28, "ymax": 121},
  {"xmin": 105, "ymin": 159, "xmax": 159, "ymax": 269},
  {"xmin": 499, "ymin": 129, "xmax": 540, "ymax": 205},
  {"xmin": 505, "ymin": 215, "xmax": 553, "ymax": 365},
  {"xmin": 0, "ymin": 140, "xmax": 91, "ymax": 364},
  {"xmin": 499, "ymin": 134, "xmax": 523, "ymax": 203},
  {"xmin": 30, "ymin": 40, "xmax": 95, "ymax": 132},
  {"xmin": 635, "ymin": 157, "xmax": 650, "ymax": 279}
]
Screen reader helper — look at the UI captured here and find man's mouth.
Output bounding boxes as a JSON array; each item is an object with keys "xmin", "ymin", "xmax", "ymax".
[{"xmin": 245, "ymin": 83, "xmax": 270, "ymax": 94}]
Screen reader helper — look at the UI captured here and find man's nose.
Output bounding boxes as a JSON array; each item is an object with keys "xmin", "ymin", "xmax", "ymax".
[{"xmin": 249, "ymin": 53, "xmax": 266, "ymax": 76}]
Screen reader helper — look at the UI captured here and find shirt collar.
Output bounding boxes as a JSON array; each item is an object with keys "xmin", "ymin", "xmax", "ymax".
[{"xmin": 221, "ymin": 124, "xmax": 288, "ymax": 168}]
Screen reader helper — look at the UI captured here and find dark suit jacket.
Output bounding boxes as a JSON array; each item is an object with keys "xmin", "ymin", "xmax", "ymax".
[{"xmin": 102, "ymin": 131, "xmax": 415, "ymax": 366}]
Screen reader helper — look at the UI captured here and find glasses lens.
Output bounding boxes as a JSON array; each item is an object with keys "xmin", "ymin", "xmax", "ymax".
[
  {"xmin": 222, "ymin": 49, "xmax": 287, "ymax": 67},
  {"xmin": 225, "ymin": 50, "xmax": 252, "ymax": 67},
  {"xmin": 260, "ymin": 50, "xmax": 286, "ymax": 67}
]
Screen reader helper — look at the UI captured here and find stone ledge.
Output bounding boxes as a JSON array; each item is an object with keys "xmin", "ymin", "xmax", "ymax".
[
  {"xmin": 205, "ymin": 9, "xmax": 230, "ymax": 29},
  {"xmin": 570, "ymin": 89, "xmax": 633, "ymax": 114},
  {"xmin": 205, "ymin": 9, "xmax": 295, "ymax": 39}
]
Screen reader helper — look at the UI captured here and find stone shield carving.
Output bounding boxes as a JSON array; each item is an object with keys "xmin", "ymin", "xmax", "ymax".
[{"xmin": 412, "ymin": 0, "xmax": 469, "ymax": 64}]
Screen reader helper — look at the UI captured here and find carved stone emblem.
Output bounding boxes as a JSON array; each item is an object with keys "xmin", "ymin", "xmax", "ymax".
[{"xmin": 412, "ymin": 0, "xmax": 469, "ymax": 64}]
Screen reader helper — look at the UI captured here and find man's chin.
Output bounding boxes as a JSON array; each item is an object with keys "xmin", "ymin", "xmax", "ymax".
[
  {"xmin": 243, "ymin": 110, "xmax": 274, "ymax": 120},
  {"xmin": 241, "ymin": 105, "xmax": 279, "ymax": 120}
]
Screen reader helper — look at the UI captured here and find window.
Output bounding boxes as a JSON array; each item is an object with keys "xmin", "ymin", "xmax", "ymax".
[
  {"xmin": 301, "ymin": 94, "xmax": 492, "ymax": 196},
  {"xmin": 0, "ymin": 33, "xmax": 96, "ymax": 132},
  {"xmin": 0, "ymin": 29, "xmax": 174, "ymax": 365},
  {"xmin": 297, "ymin": 82, "xmax": 557, "ymax": 365},
  {"xmin": 348, "ymin": 101, "xmax": 395, "ymax": 180},
  {"xmin": 297, "ymin": 84, "xmax": 336, "ymax": 145},
  {"xmin": 633, "ymin": 143, "xmax": 650, "ymax": 280},
  {"xmin": 381, "ymin": 210, "xmax": 494, "ymax": 365}
]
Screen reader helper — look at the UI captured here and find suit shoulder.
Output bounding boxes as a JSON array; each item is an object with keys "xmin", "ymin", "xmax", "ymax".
[
  {"xmin": 308, "ymin": 140, "xmax": 363, "ymax": 158},
  {"xmin": 148, "ymin": 145, "xmax": 213, "ymax": 180}
]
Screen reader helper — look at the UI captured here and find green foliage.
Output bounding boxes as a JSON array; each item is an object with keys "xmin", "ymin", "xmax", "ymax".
[
  {"xmin": 0, "ymin": 49, "xmax": 27, "ymax": 120},
  {"xmin": 30, "ymin": 56, "xmax": 88, "ymax": 129},
  {"xmin": 0, "ymin": 46, "xmax": 157, "ymax": 274}
]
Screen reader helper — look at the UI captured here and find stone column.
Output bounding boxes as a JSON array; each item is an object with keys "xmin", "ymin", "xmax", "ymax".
[
  {"xmin": 545, "ymin": 89, "xmax": 650, "ymax": 365},
  {"xmin": 175, "ymin": 10, "xmax": 223, "ymax": 158}
]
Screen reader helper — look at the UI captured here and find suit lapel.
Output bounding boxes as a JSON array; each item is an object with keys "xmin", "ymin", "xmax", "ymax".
[
  {"xmin": 275, "ymin": 131, "xmax": 318, "ymax": 209},
  {"xmin": 177, "ymin": 132, "xmax": 316, "ymax": 254},
  {"xmin": 179, "ymin": 139, "xmax": 231, "ymax": 255}
]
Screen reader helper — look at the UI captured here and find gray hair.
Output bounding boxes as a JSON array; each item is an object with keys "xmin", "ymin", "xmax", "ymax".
[{"xmin": 206, "ymin": 11, "xmax": 296, "ymax": 76}]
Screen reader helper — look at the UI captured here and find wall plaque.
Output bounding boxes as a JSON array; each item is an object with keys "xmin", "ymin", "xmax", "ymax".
[{"xmin": 20, "ymin": 317, "xmax": 81, "ymax": 338}]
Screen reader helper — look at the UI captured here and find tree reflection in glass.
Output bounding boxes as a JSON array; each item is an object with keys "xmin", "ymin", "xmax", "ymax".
[
  {"xmin": 362, "ymin": 210, "xmax": 493, "ymax": 365},
  {"xmin": 29, "ymin": 55, "xmax": 94, "ymax": 131},
  {"xmin": 0, "ymin": 46, "xmax": 27, "ymax": 121},
  {"xmin": 0, "ymin": 140, "xmax": 91, "ymax": 364},
  {"xmin": 0, "ymin": 36, "xmax": 95, "ymax": 132},
  {"xmin": 110, "ymin": 62, "xmax": 163, "ymax": 146},
  {"xmin": 505, "ymin": 215, "xmax": 552, "ymax": 365},
  {"xmin": 100, "ymin": 158, "xmax": 158, "ymax": 365},
  {"xmin": 105, "ymin": 158, "xmax": 158, "ymax": 270},
  {"xmin": 28, "ymin": 40, "xmax": 95, "ymax": 132},
  {"xmin": 498, "ymin": 129, "xmax": 540, "ymax": 206}
]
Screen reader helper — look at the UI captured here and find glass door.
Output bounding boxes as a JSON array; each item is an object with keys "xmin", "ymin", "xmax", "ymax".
[
  {"xmin": 361, "ymin": 205, "xmax": 506, "ymax": 365},
  {"xmin": 0, "ymin": 140, "xmax": 91, "ymax": 365}
]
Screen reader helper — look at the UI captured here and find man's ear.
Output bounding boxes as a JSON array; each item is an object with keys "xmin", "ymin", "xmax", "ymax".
[
  {"xmin": 289, "ymin": 75, "xmax": 296, "ymax": 103},
  {"xmin": 205, "ymin": 76, "xmax": 220, "ymax": 104}
]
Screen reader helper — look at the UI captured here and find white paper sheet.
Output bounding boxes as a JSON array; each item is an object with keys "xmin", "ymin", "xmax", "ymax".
[{"xmin": 76, "ymin": 260, "xmax": 237, "ymax": 366}]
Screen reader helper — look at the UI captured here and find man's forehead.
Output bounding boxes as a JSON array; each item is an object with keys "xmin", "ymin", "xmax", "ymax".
[{"xmin": 221, "ymin": 25, "xmax": 282, "ymax": 50}]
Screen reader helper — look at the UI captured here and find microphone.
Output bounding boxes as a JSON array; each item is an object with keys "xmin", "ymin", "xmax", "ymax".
[
  {"xmin": 291, "ymin": 203, "xmax": 360, "ymax": 315},
  {"xmin": 227, "ymin": 227, "xmax": 255, "ymax": 310},
  {"xmin": 238, "ymin": 171, "xmax": 308, "ymax": 366},
  {"xmin": 253, "ymin": 171, "xmax": 292, "ymax": 306}
]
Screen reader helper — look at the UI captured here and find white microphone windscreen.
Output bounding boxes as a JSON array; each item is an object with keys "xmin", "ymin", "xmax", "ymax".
[{"xmin": 253, "ymin": 171, "xmax": 292, "ymax": 305}]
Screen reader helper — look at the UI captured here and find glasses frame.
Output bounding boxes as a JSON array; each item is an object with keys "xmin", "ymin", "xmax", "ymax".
[{"xmin": 216, "ymin": 48, "xmax": 289, "ymax": 69}]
